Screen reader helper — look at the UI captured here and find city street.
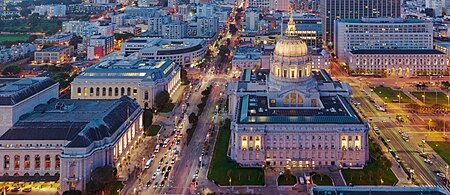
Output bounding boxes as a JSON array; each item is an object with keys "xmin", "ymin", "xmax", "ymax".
[{"xmin": 337, "ymin": 61, "xmax": 450, "ymax": 192}]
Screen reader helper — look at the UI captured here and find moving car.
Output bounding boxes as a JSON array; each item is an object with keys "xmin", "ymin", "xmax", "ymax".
[
  {"xmin": 22, "ymin": 187, "xmax": 31, "ymax": 192},
  {"xmin": 153, "ymin": 182, "xmax": 158, "ymax": 188}
]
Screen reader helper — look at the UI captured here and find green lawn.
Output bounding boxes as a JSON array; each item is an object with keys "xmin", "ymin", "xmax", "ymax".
[
  {"xmin": 278, "ymin": 174, "xmax": 297, "ymax": 186},
  {"xmin": 207, "ymin": 119, "xmax": 265, "ymax": 185},
  {"xmin": 110, "ymin": 181, "xmax": 124, "ymax": 195},
  {"xmin": 161, "ymin": 103, "xmax": 175, "ymax": 113},
  {"xmin": 369, "ymin": 138, "xmax": 382, "ymax": 159},
  {"xmin": 428, "ymin": 141, "xmax": 450, "ymax": 165},
  {"xmin": 411, "ymin": 92, "xmax": 449, "ymax": 106},
  {"xmin": 0, "ymin": 20, "xmax": 61, "ymax": 33},
  {"xmin": 342, "ymin": 159, "xmax": 397, "ymax": 185},
  {"xmin": 0, "ymin": 34, "xmax": 30, "ymax": 43},
  {"xmin": 373, "ymin": 86, "xmax": 412, "ymax": 103},
  {"xmin": 148, "ymin": 125, "xmax": 161, "ymax": 136},
  {"xmin": 312, "ymin": 174, "xmax": 333, "ymax": 186}
]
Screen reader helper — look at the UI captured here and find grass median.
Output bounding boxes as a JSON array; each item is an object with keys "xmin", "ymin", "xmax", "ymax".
[
  {"xmin": 373, "ymin": 86, "xmax": 412, "ymax": 103},
  {"xmin": 207, "ymin": 119, "xmax": 265, "ymax": 186},
  {"xmin": 427, "ymin": 141, "xmax": 450, "ymax": 165},
  {"xmin": 278, "ymin": 174, "xmax": 297, "ymax": 186},
  {"xmin": 312, "ymin": 174, "xmax": 333, "ymax": 186},
  {"xmin": 411, "ymin": 92, "xmax": 449, "ymax": 106}
]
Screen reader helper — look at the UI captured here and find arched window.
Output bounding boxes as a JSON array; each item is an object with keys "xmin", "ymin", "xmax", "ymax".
[
  {"xmin": 121, "ymin": 87, "xmax": 125, "ymax": 96},
  {"xmin": 115, "ymin": 88, "xmax": 119, "ymax": 96},
  {"xmin": 108, "ymin": 87, "xmax": 112, "ymax": 96},
  {"xmin": 35, "ymin": 155, "xmax": 40, "ymax": 169},
  {"xmin": 4, "ymin": 155, "xmax": 10, "ymax": 169},
  {"xmin": 14, "ymin": 155, "xmax": 20, "ymax": 169},
  {"xmin": 90, "ymin": 87, "xmax": 94, "ymax": 96},
  {"xmin": 77, "ymin": 87, "xmax": 81, "ymax": 94},
  {"xmin": 127, "ymin": 87, "xmax": 131, "ymax": 96},
  {"xmin": 24, "ymin": 155, "xmax": 30, "ymax": 170},
  {"xmin": 144, "ymin": 91, "xmax": 149, "ymax": 100},
  {"xmin": 55, "ymin": 155, "xmax": 60, "ymax": 169},
  {"xmin": 102, "ymin": 87, "xmax": 106, "ymax": 96},
  {"xmin": 290, "ymin": 93, "xmax": 296, "ymax": 103},
  {"xmin": 45, "ymin": 155, "xmax": 51, "ymax": 170},
  {"xmin": 83, "ymin": 87, "xmax": 88, "ymax": 96},
  {"xmin": 96, "ymin": 88, "xmax": 100, "ymax": 96}
]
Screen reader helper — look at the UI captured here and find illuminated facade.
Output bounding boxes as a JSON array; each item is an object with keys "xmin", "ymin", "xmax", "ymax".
[
  {"xmin": 227, "ymin": 11, "xmax": 369, "ymax": 168},
  {"xmin": 70, "ymin": 58, "xmax": 181, "ymax": 109},
  {"xmin": 0, "ymin": 97, "xmax": 143, "ymax": 193}
]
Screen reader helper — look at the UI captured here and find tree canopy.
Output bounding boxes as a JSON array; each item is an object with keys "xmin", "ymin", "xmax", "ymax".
[
  {"xmin": 2, "ymin": 65, "xmax": 22, "ymax": 75},
  {"xmin": 154, "ymin": 90, "xmax": 170, "ymax": 111},
  {"xmin": 85, "ymin": 166, "xmax": 117, "ymax": 193}
]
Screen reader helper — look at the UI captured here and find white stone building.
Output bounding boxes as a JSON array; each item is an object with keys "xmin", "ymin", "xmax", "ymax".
[
  {"xmin": 347, "ymin": 50, "xmax": 448, "ymax": 77},
  {"xmin": 334, "ymin": 17, "xmax": 433, "ymax": 63},
  {"xmin": 227, "ymin": 12, "xmax": 369, "ymax": 168},
  {"xmin": 0, "ymin": 96, "xmax": 143, "ymax": 193},
  {"xmin": 121, "ymin": 38, "xmax": 206, "ymax": 67},
  {"xmin": 33, "ymin": 4, "xmax": 66, "ymax": 17},
  {"xmin": 71, "ymin": 58, "xmax": 181, "ymax": 109},
  {"xmin": 0, "ymin": 77, "xmax": 59, "ymax": 136}
]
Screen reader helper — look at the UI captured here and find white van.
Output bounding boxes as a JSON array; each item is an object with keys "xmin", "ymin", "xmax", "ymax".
[
  {"xmin": 145, "ymin": 159, "xmax": 153, "ymax": 169},
  {"xmin": 154, "ymin": 145, "xmax": 160, "ymax": 153},
  {"xmin": 163, "ymin": 138, "xmax": 170, "ymax": 148}
]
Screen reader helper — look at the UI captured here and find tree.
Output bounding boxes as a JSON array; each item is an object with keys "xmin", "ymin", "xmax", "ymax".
[
  {"xmin": 28, "ymin": 13, "xmax": 40, "ymax": 28},
  {"xmin": 154, "ymin": 91, "xmax": 170, "ymax": 111},
  {"xmin": 227, "ymin": 169, "xmax": 233, "ymax": 185},
  {"xmin": 284, "ymin": 168, "xmax": 292, "ymax": 181},
  {"xmin": 218, "ymin": 45, "xmax": 230, "ymax": 63},
  {"xmin": 350, "ymin": 172, "xmax": 354, "ymax": 181},
  {"xmin": 2, "ymin": 65, "xmax": 22, "ymax": 75},
  {"xmin": 359, "ymin": 172, "xmax": 364, "ymax": 181},
  {"xmin": 368, "ymin": 170, "xmax": 373, "ymax": 181},
  {"xmin": 114, "ymin": 32, "xmax": 135, "ymax": 41},
  {"xmin": 27, "ymin": 35, "xmax": 38, "ymax": 43},
  {"xmin": 52, "ymin": 72, "xmax": 70, "ymax": 87},
  {"xmin": 20, "ymin": 9, "xmax": 31, "ymax": 17},
  {"xmin": 69, "ymin": 35, "xmax": 82, "ymax": 49},
  {"xmin": 229, "ymin": 24, "xmax": 238, "ymax": 35},
  {"xmin": 181, "ymin": 68, "xmax": 190, "ymax": 85},
  {"xmin": 86, "ymin": 166, "xmax": 117, "ymax": 193},
  {"xmin": 319, "ymin": 173, "xmax": 325, "ymax": 181},
  {"xmin": 188, "ymin": 112, "xmax": 198, "ymax": 124}
]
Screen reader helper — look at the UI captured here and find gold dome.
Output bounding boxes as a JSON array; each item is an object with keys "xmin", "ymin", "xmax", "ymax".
[
  {"xmin": 274, "ymin": 37, "xmax": 308, "ymax": 57},
  {"xmin": 273, "ymin": 8, "xmax": 308, "ymax": 57}
]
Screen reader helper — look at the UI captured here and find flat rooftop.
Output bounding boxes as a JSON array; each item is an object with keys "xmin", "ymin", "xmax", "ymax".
[
  {"xmin": 238, "ymin": 95, "xmax": 363, "ymax": 124},
  {"xmin": 0, "ymin": 96, "xmax": 140, "ymax": 148},
  {"xmin": 337, "ymin": 17, "xmax": 425, "ymax": 23},
  {"xmin": 76, "ymin": 58, "xmax": 177, "ymax": 82},
  {"xmin": 37, "ymin": 46, "xmax": 71, "ymax": 52},
  {"xmin": 350, "ymin": 49, "xmax": 444, "ymax": 55},
  {"xmin": 0, "ymin": 77, "xmax": 57, "ymax": 106}
]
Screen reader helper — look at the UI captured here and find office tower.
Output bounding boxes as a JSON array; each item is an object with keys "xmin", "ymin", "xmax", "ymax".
[{"xmin": 320, "ymin": 0, "xmax": 401, "ymax": 47}]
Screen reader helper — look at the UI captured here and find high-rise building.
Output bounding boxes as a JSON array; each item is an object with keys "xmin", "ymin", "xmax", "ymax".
[
  {"xmin": 320, "ymin": 0, "xmax": 401, "ymax": 47},
  {"xmin": 244, "ymin": 10, "xmax": 259, "ymax": 31},
  {"xmin": 334, "ymin": 17, "xmax": 433, "ymax": 63}
]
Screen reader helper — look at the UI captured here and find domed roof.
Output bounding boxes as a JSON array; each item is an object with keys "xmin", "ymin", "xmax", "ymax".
[
  {"xmin": 273, "ymin": 8, "xmax": 308, "ymax": 57},
  {"xmin": 274, "ymin": 37, "xmax": 308, "ymax": 57}
]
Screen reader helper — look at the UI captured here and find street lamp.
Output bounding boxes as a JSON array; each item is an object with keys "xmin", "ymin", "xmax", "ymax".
[
  {"xmin": 428, "ymin": 119, "xmax": 432, "ymax": 135},
  {"xmin": 447, "ymin": 95, "xmax": 449, "ymax": 111},
  {"xmin": 422, "ymin": 94, "xmax": 426, "ymax": 105}
]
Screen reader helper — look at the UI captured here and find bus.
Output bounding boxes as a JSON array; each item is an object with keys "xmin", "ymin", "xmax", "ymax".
[
  {"xmin": 145, "ymin": 159, "xmax": 153, "ymax": 169},
  {"xmin": 154, "ymin": 145, "xmax": 160, "ymax": 153}
]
